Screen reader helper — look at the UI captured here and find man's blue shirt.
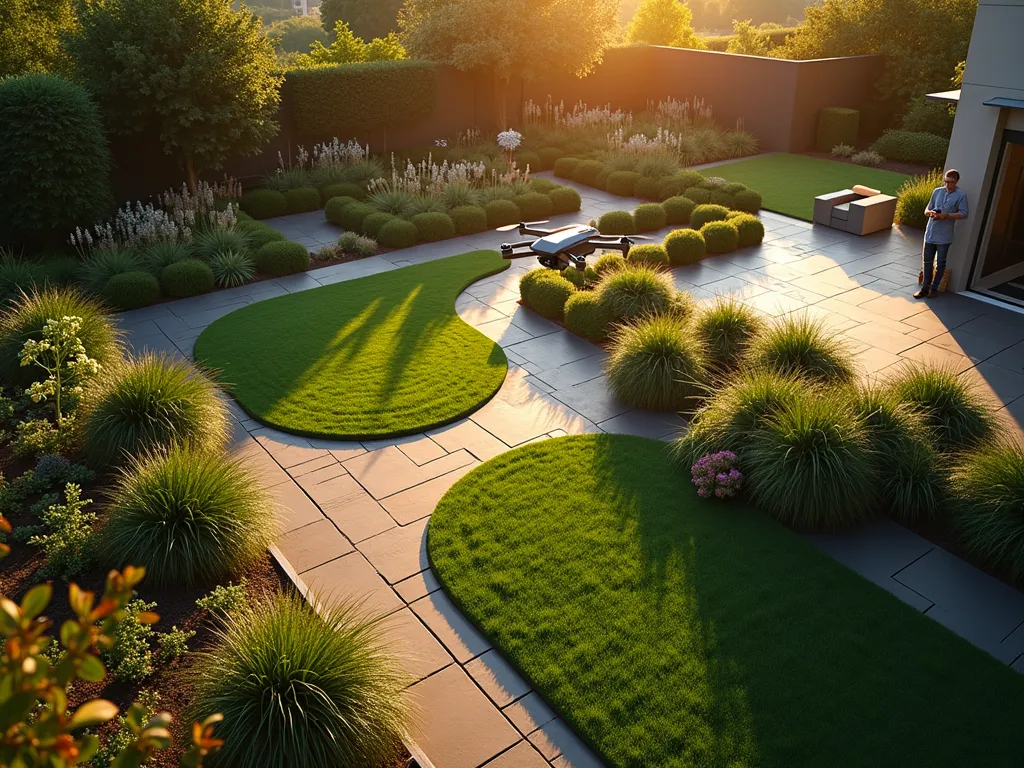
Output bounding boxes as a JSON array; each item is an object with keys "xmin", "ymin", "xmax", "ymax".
[{"xmin": 923, "ymin": 186, "xmax": 968, "ymax": 244}]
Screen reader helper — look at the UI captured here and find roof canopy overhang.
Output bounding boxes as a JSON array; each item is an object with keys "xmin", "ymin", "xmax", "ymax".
[{"xmin": 925, "ymin": 89, "xmax": 961, "ymax": 105}]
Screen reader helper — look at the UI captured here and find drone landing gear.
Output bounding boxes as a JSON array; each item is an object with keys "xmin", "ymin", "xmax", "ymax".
[{"xmin": 538, "ymin": 254, "xmax": 587, "ymax": 271}]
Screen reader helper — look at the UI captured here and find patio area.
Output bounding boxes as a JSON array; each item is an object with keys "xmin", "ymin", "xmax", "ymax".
[{"xmin": 112, "ymin": 175, "xmax": 1024, "ymax": 768}]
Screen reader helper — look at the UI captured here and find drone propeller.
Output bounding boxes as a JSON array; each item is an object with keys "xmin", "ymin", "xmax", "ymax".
[
  {"xmin": 495, "ymin": 220, "xmax": 550, "ymax": 232},
  {"xmin": 624, "ymin": 234, "xmax": 654, "ymax": 241}
]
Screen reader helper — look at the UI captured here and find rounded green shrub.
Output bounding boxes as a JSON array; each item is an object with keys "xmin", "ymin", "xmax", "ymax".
[
  {"xmin": 684, "ymin": 187, "xmax": 712, "ymax": 205},
  {"xmin": 449, "ymin": 205, "xmax": 488, "ymax": 235},
  {"xmin": 104, "ymin": 271, "xmax": 161, "ymax": 311},
  {"xmin": 324, "ymin": 196, "xmax": 360, "ymax": 226},
  {"xmin": 895, "ymin": 170, "xmax": 942, "ymax": 230},
  {"xmin": 284, "ymin": 186, "xmax": 322, "ymax": 214},
  {"xmin": 633, "ymin": 203, "xmax": 667, "ymax": 233},
  {"xmin": 606, "ymin": 315, "xmax": 706, "ymax": 411},
  {"xmin": 564, "ymin": 291, "xmax": 611, "ymax": 343},
  {"xmin": 606, "ymin": 171, "xmax": 641, "ymax": 197},
  {"xmin": 513, "ymin": 192, "xmax": 554, "ymax": 222},
  {"xmin": 190, "ymin": 593, "xmax": 409, "ymax": 768},
  {"xmin": 339, "ymin": 202, "xmax": 377, "ymax": 233},
  {"xmin": 240, "ymin": 189, "xmax": 287, "ymax": 220},
  {"xmin": 160, "ymin": 259, "xmax": 214, "ymax": 298},
  {"xmin": 0, "ymin": 286, "xmax": 122, "ymax": 387},
  {"xmin": 693, "ymin": 298, "xmax": 764, "ymax": 371},
  {"xmin": 571, "ymin": 160, "xmax": 605, "ymax": 187},
  {"xmin": 722, "ymin": 182, "xmax": 747, "ymax": 196},
  {"xmin": 597, "ymin": 210, "xmax": 636, "ymax": 236},
  {"xmin": 255, "ymin": 241, "xmax": 310, "ymax": 276},
  {"xmin": 595, "ymin": 168, "xmax": 610, "ymax": 190},
  {"xmin": 951, "ymin": 442, "xmax": 1024, "ymax": 580},
  {"xmin": 656, "ymin": 178, "xmax": 686, "ymax": 201},
  {"xmin": 690, "ymin": 204, "xmax": 730, "ymax": 230},
  {"xmin": 749, "ymin": 314, "xmax": 856, "ymax": 384},
  {"xmin": 593, "ymin": 253, "xmax": 627, "ymax": 276},
  {"xmin": 553, "ymin": 157, "xmax": 581, "ymax": 179},
  {"xmin": 701, "ymin": 220, "xmax": 740, "ymax": 253},
  {"xmin": 728, "ymin": 213, "xmax": 765, "ymax": 247},
  {"xmin": 528, "ymin": 178, "xmax": 558, "ymax": 194},
  {"xmin": 80, "ymin": 250, "xmax": 143, "ymax": 294},
  {"xmin": 519, "ymin": 268, "xmax": 548, "ymax": 303},
  {"xmin": 412, "ymin": 212, "xmax": 456, "ymax": 243},
  {"xmin": 888, "ymin": 364, "xmax": 995, "ymax": 452},
  {"xmin": 872, "ymin": 129, "xmax": 949, "ymax": 167},
  {"xmin": 664, "ymin": 229, "xmax": 706, "ymax": 265},
  {"xmin": 674, "ymin": 170, "xmax": 706, "ymax": 190},
  {"xmin": 517, "ymin": 150, "xmax": 542, "ymax": 172},
  {"xmin": 549, "ymin": 186, "xmax": 582, "ymax": 214},
  {"xmin": 235, "ymin": 210, "xmax": 253, "ymax": 222},
  {"xmin": 663, "ymin": 196, "xmax": 696, "ymax": 226},
  {"xmin": 747, "ymin": 388, "xmax": 876, "ymax": 531},
  {"xmin": 709, "ymin": 190, "xmax": 736, "ymax": 208},
  {"xmin": 627, "ymin": 244, "xmax": 670, "ymax": 268},
  {"xmin": 362, "ymin": 212, "xmax": 398, "ymax": 238},
  {"xmin": 377, "ymin": 218, "xmax": 419, "ymax": 249},
  {"xmin": 561, "ymin": 267, "xmax": 586, "ymax": 288},
  {"xmin": 527, "ymin": 273, "xmax": 575, "ymax": 320},
  {"xmin": 485, "ymin": 199, "xmax": 521, "ymax": 229},
  {"xmin": 633, "ymin": 177, "xmax": 661, "ymax": 201},
  {"xmin": 319, "ymin": 182, "xmax": 365, "ymax": 205},
  {"xmin": 596, "ymin": 265, "xmax": 675, "ymax": 324},
  {"xmin": 103, "ymin": 444, "xmax": 274, "ymax": 587},
  {"xmin": 0, "ymin": 74, "xmax": 113, "ymax": 249},
  {"xmin": 733, "ymin": 189, "xmax": 763, "ymax": 213},
  {"xmin": 538, "ymin": 147, "xmax": 564, "ymax": 170},
  {"xmin": 78, "ymin": 352, "xmax": 228, "ymax": 467},
  {"xmin": 236, "ymin": 221, "xmax": 286, "ymax": 249}
]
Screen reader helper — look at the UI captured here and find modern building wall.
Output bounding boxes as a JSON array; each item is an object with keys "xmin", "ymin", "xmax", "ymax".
[{"xmin": 943, "ymin": 0, "xmax": 1024, "ymax": 291}]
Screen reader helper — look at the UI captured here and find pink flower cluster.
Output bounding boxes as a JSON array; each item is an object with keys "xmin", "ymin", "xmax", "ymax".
[{"xmin": 691, "ymin": 451, "xmax": 743, "ymax": 500}]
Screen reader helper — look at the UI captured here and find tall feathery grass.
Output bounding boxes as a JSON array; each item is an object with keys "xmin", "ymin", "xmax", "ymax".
[
  {"xmin": 693, "ymin": 298, "xmax": 765, "ymax": 372},
  {"xmin": 895, "ymin": 169, "xmax": 944, "ymax": 230},
  {"xmin": 595, "ymin": 264, "xmax": 675, "ymax": 324},
  {"xmin": 887, "ymin": 364, "xmax": 995, "ymax": 452},
  {"xmin": 748, "ymin": 314, "xmax": 857, "ymax": 384}
]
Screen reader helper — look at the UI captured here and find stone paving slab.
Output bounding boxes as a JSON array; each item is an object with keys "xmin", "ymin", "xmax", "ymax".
[
  {"xmin": 411, "ymin": 589, "xmax": 492, "ymax": 664},
  {"xmin": 303, "ymin": 551, "xmax": 404, "ymax": 619},
  {"xmin": 483, "ymin": 741, "xmax": 551, "ymax": 768},
  {"xmin": 381, "ymin": 607, "xmax": 454, "ymax": 682},
  {"xmin": 356, "ymin": 517, "xmax": 430, "ymax": 584},
  {"xmin": 276, "ymin": 518, "xmax": 353, "ymax": 574},
  {"xmin": 466, "ymin": 649, "xmax": 533, "ymax": 708}
]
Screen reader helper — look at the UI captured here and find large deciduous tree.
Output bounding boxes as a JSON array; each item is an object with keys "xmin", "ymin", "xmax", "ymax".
[
  {"xmin": 66, "ymin": 0, "xmax": 283, "ymax": 190},
  {"xmin": 319, "ymin": 0, "xmax": 405, "ymax": 41},
  {"xmin": 0, "ymin": 0, "xmax": 75, "ymax": 77},
  {"xmin": 626, "ymin": 0, "xmax": 703, "ymax": 49},
  {"xmin": 399, "ymin": 0, "xmax": 618, "ymax": 129}
]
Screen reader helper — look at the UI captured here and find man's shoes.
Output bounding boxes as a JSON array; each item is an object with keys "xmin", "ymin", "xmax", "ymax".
[
  {"xmin": 913, "ymin": 289, "xmax": 928, "ymax": 299},
  {"xmin": 929, "ymin": 290, "xmax": 939, "ymax": 298}
]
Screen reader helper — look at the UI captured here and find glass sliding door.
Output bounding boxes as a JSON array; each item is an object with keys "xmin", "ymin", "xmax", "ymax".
[{"xmin": 974, "ymin": 134, "xmax": 1024, "ymax": 301}]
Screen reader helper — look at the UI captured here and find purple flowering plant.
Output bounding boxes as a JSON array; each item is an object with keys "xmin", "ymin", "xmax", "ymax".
[{"xmin": 691, "ymin": 450, "xmax": 743, "ymax": 500}]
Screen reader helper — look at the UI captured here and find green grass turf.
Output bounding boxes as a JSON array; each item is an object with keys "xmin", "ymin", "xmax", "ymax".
[
  {"xmin": 194, "ymin": 251, "xmax": 509, "ymax": 439},
  {"xmin": 708, "ymin": 153, "xmax": 910, "ymax": 221},
  {"xmin": 428, "ymin": 434, "xmax": 1024, "ymax": 768}
]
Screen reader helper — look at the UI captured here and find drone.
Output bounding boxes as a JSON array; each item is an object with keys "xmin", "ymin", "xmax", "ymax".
[{"xmin": 497, "ymin": 221, "xmax": 650, "ymax": 271}]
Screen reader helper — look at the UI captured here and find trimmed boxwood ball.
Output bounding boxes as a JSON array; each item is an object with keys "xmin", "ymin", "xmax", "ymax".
[
  {"xmin": 598, "ymin": 210, "xmax": 636, "ymax": 236},
  {"xmin": 340, "ymin": 202, "xmax": 377, "ymax": 233},
  {"xmin": 519, "ymin": 268, "xmax": 548, "ymax": 303},
  {"xmin": 564, "ymin": 291, "xmax": 611, "ymax": 342},
  {"xmin": 104, "ymin": 271, "xmax": 161, "ymax": 311},
  {"xmin": 664, "ymin": 229, "xmax": 706, "ymax": 265},
  {"xmin": 887, "ymin": 364, "xmax": 995, "ymax": 451},
  {"xmin": 633, "ymin": 203, "xmax": 667, "ymax": 233},
  {"xmin": 319, "ymin": 182, "xmax": 365, "ymax": 204},
  {"xmin": 240, "ymin": 189, "xmax": 286, "ymax": 220},
  {"xmin": 571, "ymin": 159, "xmax": 605, "ymax": 187},
  {"xmin": 561, "ymin": 267, "xmax": 586, "ymax": 288},
  {"xmin": 284, "ymin": 186, "xmax": 321, "ymax": 214},
  {"xmin": 596, "ymin": 264, "xmax": 675, "ymax": 323},
  {"xmin": 627, "ymin": 244, "xmax": 670, "ymax": 268},
  {"xmin": 485, "ymin": 199, "xmax": 521, "ymax": 229},
  {"xmin": 733, "ymin": 189, "xmax": 763, "ymax": 213},
  {"xmin": 674, "ymin": 170, "xmax": 705, "ymax": 190},
  {"xmin": 538, "ymin": 147, "xmax": 563, "ymax": 170},
  {"xmin": 324, "ymin": 195, "xmax": 360, "ymax": 226},
  {"xmin": 593, "ymin": 253, "xmax": 626, "ymax": 276},
  {"xmin": 690, "ymin": 204, "xmax": 731, "ymax": 230},
  {"xmin": 553, "ymin": 157, "xmax": 581, "ymax": 179},
  {"xmin": 633, "ymin": 177, "xmax": 661, "ymax": 201},
  {"xmin": 595, "ymin": 168, "xmax": 610, "ymax": 190},
  {"xmin": 412, "ymin": 212, "xmax": 456, "ymax": 243},
  {"xmin": 606, "ymin": 171, "xmax": 641, "ymax": 197},
  {"xmin": 362, "ymin": 212, "xmax": 398, "ymax": 238},
  {"xmin": 728, "ymin": 213, "xmax": 765, "ymax": 247},
  {"xmin": 749, "ymin": 314, "xmax": 856, "ymax": 385},
  {"xmin": 656, "ymin": 178, "xmax": 686, "ymax": 201},
  {"xmin": 684, "ymin": 187, "xmax": 712, "ymax": 205},
  {"xmin": 663, "ymin": 196, "xmax": 696, "ymax": 226},
  {"xmin": 701, "ymin": 220, "xmax": 740, "ymax": 253},
  {"xmin": 722, "ymin": 182, "xmax": 747, "ymax": 196},
  {"xmin": 710, "ymin": 190, "xmax": 736, "ymax": 208},
  {"xmin": 102, "ymin": 444, "xmax": 274, "ymax": 587},
  {"xmin": 236, "ymin": 221, "xmax": 286, "ymax": 250},
  {"xmin": 161, "ymin": 259, "xmax": 214, "ymax": 298},
  {"xmin": 694, "ymin": 297, "xmax": 764, "ymax": 371},
  {"xmin": 514, "ymin": 192, "xmax": 554, "ymax": 222},
  {"xmin": 517, "ymin": 150, "xmax": 542, "ymax": 172},
  {"xmin": 549, "ymin": 186, "xmax": 582, "ymax": 214},
  {"xmin": 255, "ymin": 241, "xmax": 310, "ymax": 276},
  {"xmin": 606, "ymin": 314, "xmax": 706, "ymax": 411},
  {"xmin": 449, "ymin": 205, "xmax": 488, "ymax": 235},
  {"xmin": 78, "ymin": 352, "xmax": 228, "ymax": 468},
  {"xmin": 377, "ymin": 218, "xmax": 419, "ymax": 248},
  {"xmin": 527, "ymin": 272, "xmax": 575, "ymax": 320},
  {"xmin": 528, "ymin": 177, "xmax": 558, "ymax": 194}
]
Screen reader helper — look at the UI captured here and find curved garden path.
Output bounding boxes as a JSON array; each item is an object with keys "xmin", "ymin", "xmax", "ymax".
[{"xmin": 111, "ymin": 172, "xmax": 1024, "ymax": 768}]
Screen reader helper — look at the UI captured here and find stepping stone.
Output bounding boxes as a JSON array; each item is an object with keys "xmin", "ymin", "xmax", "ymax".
[
  {"xmin": 356, "ymin": 517, "xmax": 429, "ymax": 584},
  {"xmin": 275, "ymin": 519, "xmax": 353, "ymax": 574},
  {"xmin": 343, "ymin": 446, "xmax": 475, "ymax": 500},
  {"xmin": 302, "ymin": 552, "xmax": 402, "ymax": 619},
  {"xmin": 269, "ymin": 481, "xmax": 324, "ymax": 533},
  {"xmin": 381, "ymin": 462, "xmax": 479, "ymax": 525},
  {"xmin": 428, "ymin": 420, "xmax": 510, "ymax": 462},
  {"xmin": 379, "ymin": 608, "xmax": 454, "ymax": 682},
  {"xmin": 503, "ymin": 691, "xmax": 558, "ymax": 736}
]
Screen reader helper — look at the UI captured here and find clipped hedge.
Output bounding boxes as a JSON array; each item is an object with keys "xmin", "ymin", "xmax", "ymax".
[
  {"xmin": 528, "ymin": 273, "xmax": 575, "ymax": 320},
  {"xmin": 528, "ymin": 177, "xmax": 558, "ymax": 193},
  {"xmin": 572, "ymin": 160, "xmax": 604, "ymax": 187},
  {"xmin": 728, "ymin": 213, "xmax": 766, "ymax": 247},
  {"xmin": 733, "ymin": 189, "xmax": 763, "ymax": 213},
  {"xmin": 485, "ymin": 199, "xmax": 521, "ymax": 229},
  {"xmin": 518, "ymin": 150, "xmax": 542, "ymax": 172},
  {"xmin": 665, "ymin": 229, "xmax": 706, "ymax": 265},
  {"xmin": 104, "ymin": 271, "xmax": 161, "ymax": 310},
  {"xmin": 538, "ymin": 147, "xmax": 564, "ymax": 170},
  {"xmin": 339, "ymin": 202, "xmax": 377, "ymax": 232},
  {"xmin": 284, "ymin": 186, "xmax": 321, "ymax": 214},
  {"xmin": 597, "ymin": 210, "xmax": 636, "ymax": 236},
  {"xmin": 663, "ymin": 196, "xmax": 695, "ymax": 226},
  {"xmin": 324, "ymin": 195, "xmax": 359, "ymax": 226},
  {"xmin": 564, "ymin": 291, "xmax": 611, "ymax": 343},
  {"xmin": 412, "ymin": 212, "xmax": 455, "ymax": 243},
  {"xmin": 656, "ymin": 178, "xmax": 686, "ymax": 201},
  {"xmin": 236, "ymin": 221, "xmax": 286, "ymax": 249},
  {"xmin": 240, "ymin": 189, "xmax": 287, "ymax": 220},
  {"xmin": 255, "ymin": 241, "xmax": 309, "ymax": 276},
  {"xmin": 627, "ymin": 244, "xmax": 670, "ymax": 267},
  {"xmin": 606, "ymin": 170, "xmax": 641, "ymax": 197},
  {"xmin": 553, "ymin": 157, "xmax": 581, "ymax": 179},
  {"xmin": 550, "ymin": 186, "xmax": 582, "ymax": 214},
  {"xmin": 362, "ymin": 212, "xmax": 397, "ymax": 238},
  {"xmin": 319, "ymin": 182, "xmax": 365, "ymax": 205},
  {"xmin": 514, "ymin": 192, "xmax": 554, "ymax": 222},
  {"xmin": 285, "ymin": 61, "xmax": 437, "ymax": 139},
  {"xmin": 634, "ymin": 203, "xmax": 667, "ymax": 233},
  {"xmin": 871, "ymin": 130, "xmax": 950, "ymax": 167},
  {"xmin": 701, "ymin": 220, "xmax": 740, "ymax": 253},
  {"xmin": 449, "ymin": 205, "xmax": 488, "ymax": 235},
  {"xmin": 691, "ymin": 204, "xmax": 731, "ymax": 230},
  {"xmin": 816, "ymin": 107, "xmax": 860, "ymax": 153},
  {"xmin": 685, "ymin": 187, "xmax": 712, "ymax": 205},
  {"xmin": 378, "ymin": 218, "xmax": 419, "ymax": 248},
  {"xmin": 633, "ymin": 177, "xmax": 661, "ymax": 201},
  {"xmin": 161, "ymin": 259, "xmax": 214, "ymax": 298}
]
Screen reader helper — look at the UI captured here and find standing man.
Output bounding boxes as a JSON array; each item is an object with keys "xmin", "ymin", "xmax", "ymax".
[{"xmin": 914, "ymin": 169, "xmax": 969, "ymax": 299}]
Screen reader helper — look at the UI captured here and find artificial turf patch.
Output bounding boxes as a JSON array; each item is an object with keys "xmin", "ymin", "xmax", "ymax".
[
  {"xmin": 708, "ymin": 153, "xmax": 910, "ymax": 221},
  {"xmin": 194, "ymin": 251, "xmax": 509, "ymax": 438},
  {"xmin": 428, "ymin": 434, "xmax": 1024, "ymax": 768}
]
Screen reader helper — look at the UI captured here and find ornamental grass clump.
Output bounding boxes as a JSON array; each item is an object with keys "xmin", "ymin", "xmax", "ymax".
[
  {"xmin": 694, "ymin": 298, "xmax": 764, "ymax": 371},
  {"xmin": 887, "ymin": 364, "xmax": 995, "ymax": 452},
  {"xmin": 691, "ymin": 451, "xmax": 743, "ymax": 499},
  {"xmin": 78, "ymin": 353, "xmax": 228, "ymax": 467},
  {"xmin": 191, "ymin": 228, "xmax": 250, "ymax": 262},
  {"xmin": 80, "ymin": 249, "xmax": 143, "ymax": 294},
  {"xmin": 208, "ymin": 249, "xmax": 257, "ymax": 288},
  {"xmin": 748, "ymin": 314, "xmax": 856, "ymax": 384},
  {"xmin": 605, "ymin": 315, "xmax": 706, "ymax": 412},
  {"xmin": 596, "ymin": 264, "xmax": 675, "ymax": 324},
  {"xmin": 746, "ymin": 388, "xmax": 876, "ymax": 530},
  {"xmin": 102, "ymin": 445, "xmax": 275, "ymax": 587},
  {"xmin": 951, "ymin": 442, "xmax": 1024, "ymax": 580},
  {"xmin": 141, "ymin": 241, "xmax": 189, "ymax": 274},
  {"xmin": 190, "ymin": 592, "xmax": 409, "ymax": 768}
]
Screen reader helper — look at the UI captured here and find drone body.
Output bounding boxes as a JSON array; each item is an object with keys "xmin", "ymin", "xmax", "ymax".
[{"xmin": 498, "ymin": 222, "xmax": 644, "ymax": 271}]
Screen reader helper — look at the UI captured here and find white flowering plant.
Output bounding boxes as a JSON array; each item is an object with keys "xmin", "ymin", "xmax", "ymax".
[{"xmin": 18, "ymin": 316, "xmax": 101, "ymax": 427}]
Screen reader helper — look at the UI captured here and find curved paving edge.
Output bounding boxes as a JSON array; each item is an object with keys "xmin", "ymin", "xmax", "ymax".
[{"xmin": 110, "ymin": 175, "xmax": 1024, "ymax": 768}]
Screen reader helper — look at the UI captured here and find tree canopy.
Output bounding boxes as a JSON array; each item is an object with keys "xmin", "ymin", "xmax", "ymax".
[
  {"xmin": 293, "ymin": 20, "xmax": 406, "ymax": 68},
  {"xmin": 319, "ymin": 0, "xmax": 404, "ymax": 41},
  {"xmin": 626, "ymin": 0, "xmax": 703, "ymax": 49},
  {"xmin": 0, "ymin": 0, "xmax": 75, "ymax": 78}
]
